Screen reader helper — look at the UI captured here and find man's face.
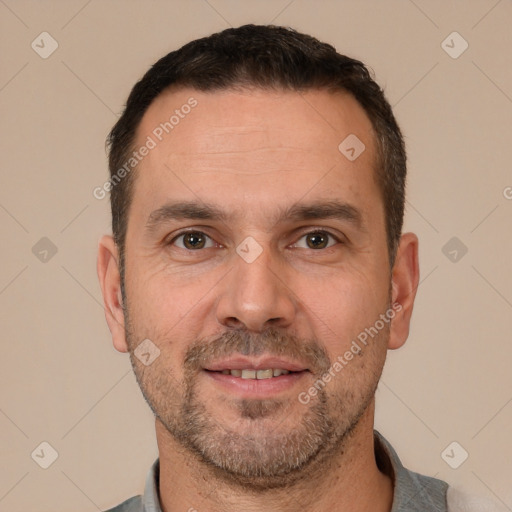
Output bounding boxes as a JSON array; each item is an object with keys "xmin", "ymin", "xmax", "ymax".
[{"xmin": 112, "ymin": 88, "xmax": 399, "ymax": 487}]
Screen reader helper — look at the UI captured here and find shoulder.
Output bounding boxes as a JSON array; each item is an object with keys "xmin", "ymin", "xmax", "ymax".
[
  {"xmin": 447, "ymin": 486, "xmax": 508, "ymax": 512},
  {"xmin": 103, "ymin": 495, "xmax": 142, "ymax": 512}
]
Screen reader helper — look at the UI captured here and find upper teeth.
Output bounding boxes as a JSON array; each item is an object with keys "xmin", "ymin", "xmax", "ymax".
[{"xmin": 220, "ymin": 369, "xmax": 291, "ymax": 379}]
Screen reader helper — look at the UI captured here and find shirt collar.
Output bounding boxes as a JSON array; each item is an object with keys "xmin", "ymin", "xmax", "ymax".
[
  {"xmin": 374, "ymin": 430, "xmax": 448, "ymax": 511},
  {"xmin": 142, "ymin": 458, "xmax": 162, "ymax": 512}
]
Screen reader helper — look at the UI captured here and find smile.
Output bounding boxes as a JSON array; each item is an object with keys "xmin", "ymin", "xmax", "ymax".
[{"xmin": 215, "ymin": 368, "xmax": 292, "ymax": 379}]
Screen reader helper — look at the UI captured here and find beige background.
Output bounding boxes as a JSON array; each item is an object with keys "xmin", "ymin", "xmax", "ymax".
[{"xmin": 1, "ymin": 0, "xmax": 511, "ymax": 510}]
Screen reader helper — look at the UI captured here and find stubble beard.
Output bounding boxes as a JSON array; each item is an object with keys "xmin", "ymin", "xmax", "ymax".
[{"xmin": 125, "ymin": 317, "xmax": 387, "ymax": 491}]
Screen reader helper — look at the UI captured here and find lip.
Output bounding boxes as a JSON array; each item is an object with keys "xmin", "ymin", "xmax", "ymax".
[
  {"xmin": 204, "ymin": 356, "xmax": 308, "ymax": 372},
  {"xmin": 203, "ymin": 369, "xmax": 309, "ymax": 399}
]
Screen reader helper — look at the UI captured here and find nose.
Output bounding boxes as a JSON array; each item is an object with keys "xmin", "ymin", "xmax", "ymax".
[{"xmin": 215, "ymin": 244, "xmax": 297, "ymax": 332}]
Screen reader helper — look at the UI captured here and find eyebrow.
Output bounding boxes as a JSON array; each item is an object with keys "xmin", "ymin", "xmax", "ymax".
[{"xmin": 145, "ymin": 199, "xmax": 364, "ymax": 233}]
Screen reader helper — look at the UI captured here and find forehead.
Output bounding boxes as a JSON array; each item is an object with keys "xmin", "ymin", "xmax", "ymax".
[
  {"xmin": 137, "ymin": 86, "xmax": 376, "ymax": 163},
  {"xmin": 131, "ymin": 87, "xmax": 380, "ymax": 226}
]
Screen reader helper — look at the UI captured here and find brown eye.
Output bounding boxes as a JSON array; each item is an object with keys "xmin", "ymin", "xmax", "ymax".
[
  {"xmin": 294, "ymin": 231, "xmax": 338, "ymax": 250},
  {"xmin": 306, "ymin": 232, "xmax": 329, "ymax": 249},
  {"xmin": 172, "ymin": 231, "xmax": 214, "ymax": 250}
]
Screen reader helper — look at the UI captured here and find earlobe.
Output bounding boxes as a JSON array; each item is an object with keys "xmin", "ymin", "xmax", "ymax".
[
  {"xmin": 388, "ymin": 233, "xmax": 420, "ymax": 350},
  {"xmin": 97, "ymin": 235, "xmax": 129, "ymax": 353}
]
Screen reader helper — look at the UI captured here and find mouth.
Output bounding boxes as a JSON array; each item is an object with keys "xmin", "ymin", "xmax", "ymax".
[
  {"xmin": 205, "ymin": 368, "xmax": 302, "ymax": 379},
  {"xmin": 202, "ymin": 356, "xmax": 310, "ymax": 398}
]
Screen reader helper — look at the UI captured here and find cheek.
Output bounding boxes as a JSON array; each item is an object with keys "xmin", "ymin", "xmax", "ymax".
[
  {"xmin": 125, "ymin": 249, "xmax": 190, "ymax": 316},
  {"xmin": 124, "ymin": 265, "xmax": 218, "ymax": 357},
  {"xmin": 304, "ymin": 266, "xmax": 387, "ymax": 335}
]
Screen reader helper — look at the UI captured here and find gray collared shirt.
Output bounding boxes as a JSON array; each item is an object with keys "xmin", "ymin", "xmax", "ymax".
[{"xmin": 104, "ymin": 430, "xmax": 449, "ymax": 512}]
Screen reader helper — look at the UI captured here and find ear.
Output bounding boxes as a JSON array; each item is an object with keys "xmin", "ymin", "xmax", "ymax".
[
  {"xmin": 388, "ymin": 232, "xmax": 420, "ymax": 350},
  {"xmin": 97, "ymin": 235, "xmax": 129, "ymax": 353}
]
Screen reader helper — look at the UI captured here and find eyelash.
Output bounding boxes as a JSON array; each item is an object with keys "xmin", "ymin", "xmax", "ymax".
[{"xmin": 168, "ymin": 229, "xmax": 342, "ymax": 250}]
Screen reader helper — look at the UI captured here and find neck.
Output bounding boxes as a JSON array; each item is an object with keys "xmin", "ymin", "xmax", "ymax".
[{"xmin": 156, "ymin": 402, "xmax": 393, "ymax": 512}]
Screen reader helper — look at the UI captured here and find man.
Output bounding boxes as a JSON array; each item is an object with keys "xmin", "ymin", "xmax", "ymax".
[{"xmin": 97, "ymin": 24, "xmax": 498, "ymax": 512}]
